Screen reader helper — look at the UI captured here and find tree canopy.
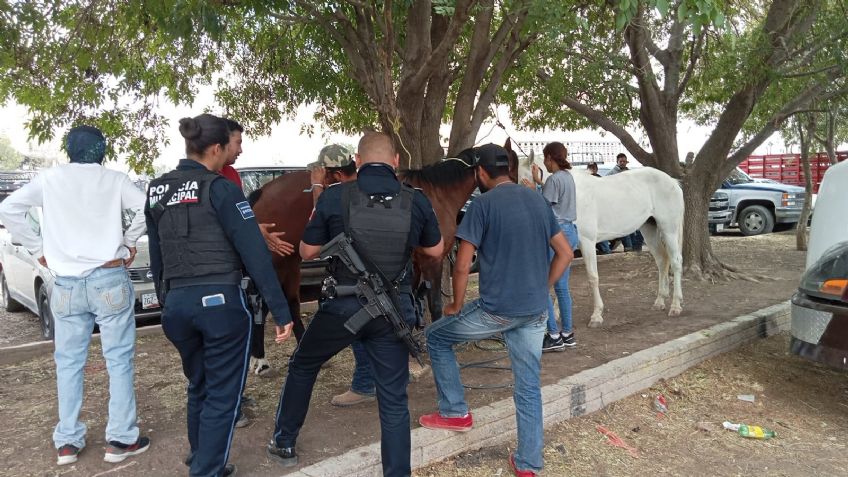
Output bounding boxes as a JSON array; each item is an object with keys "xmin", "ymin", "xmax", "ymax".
[
  {"xmin": 1, "ymin": 0, "xmax": 573, "ymax": 171},
  {"xmin": 0, "ymin": 135, "xmax": 22, "ymax": 170}
]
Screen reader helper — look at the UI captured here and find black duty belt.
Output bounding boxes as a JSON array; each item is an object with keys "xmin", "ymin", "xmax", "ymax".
[{"xmin": 169, "ymin": 271, "xmax": 243, "ymax": 289}]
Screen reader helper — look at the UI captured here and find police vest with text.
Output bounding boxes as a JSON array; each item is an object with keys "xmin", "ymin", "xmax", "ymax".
[
  {"xmin": 333, "ymin": 182, "xmax": 414, "ymax": 290},
  {"xmin": 148, "ymin": 169, "xmax": 242, "ymax": 280}
]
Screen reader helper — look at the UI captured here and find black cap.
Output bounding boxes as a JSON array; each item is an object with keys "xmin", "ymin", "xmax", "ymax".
[{"xmin": 475, "ymin": 143, "xmax": 510, "ymax": 168}]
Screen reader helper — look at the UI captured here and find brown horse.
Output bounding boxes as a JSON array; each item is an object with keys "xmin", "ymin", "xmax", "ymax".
[
  {"xmin": 399, "ymin": 158, "xmax": 478, "ymax": 320},
  {"xmin": 250, "ymin": 171, "xmax": 314, "ymax": 341}
]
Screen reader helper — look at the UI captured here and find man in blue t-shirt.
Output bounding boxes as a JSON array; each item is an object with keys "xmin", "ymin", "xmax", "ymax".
[{"xmin": 418, "ymin": 143, "xmax": 573, "ymax": 477}]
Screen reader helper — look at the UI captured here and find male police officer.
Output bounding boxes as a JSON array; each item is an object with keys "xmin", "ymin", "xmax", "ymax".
[
  {"xmin": 146, "ymin": 114, "xmax": 293, "ymax": 476},
  {"xmin": 268, "ymin": 132, "xmax": 443, "ymax": 476}
]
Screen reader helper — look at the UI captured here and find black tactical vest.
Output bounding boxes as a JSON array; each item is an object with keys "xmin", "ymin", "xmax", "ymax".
[
  {"xmin": 335, "ymin": 182, "xmax": 414, "ymax": 286},
  {"xmin": 147, "ymin": 168, "xmax": 242, "ymax": 280}
]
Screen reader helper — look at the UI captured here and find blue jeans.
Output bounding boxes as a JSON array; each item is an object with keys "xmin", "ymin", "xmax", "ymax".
[
  {"xmin": 546, "ymin": 221, "xmax": 579, "ymax": 335},
  {"xmin": 50, "ymin": 266, "xmax": 139, "ymax": 449},
  {"xmin": 597, "ymin": 241, "xmax": 611, "ymax": 254},
  {"xmin": 426, "ymin": 300, "xmax": 547, "ymax": 472},
  {"xmin": 621, "ymin": 231, "xmax": 644, "ymax": 251},
  {"xmin": 350, "ymin": 340, "xmax": 376, "ymax": 395}
]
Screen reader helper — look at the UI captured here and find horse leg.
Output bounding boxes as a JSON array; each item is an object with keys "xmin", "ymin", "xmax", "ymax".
[
  {"xmin": 579, "ymin": 236, "xmax": 604, "ymax": 328},
  {"xmin": 640, "ymin": 222, "xmax": 670, "ymax": 311},
  {"xmin": 659, "ymin": 226, "xmax": 684, "ymax": 317}
]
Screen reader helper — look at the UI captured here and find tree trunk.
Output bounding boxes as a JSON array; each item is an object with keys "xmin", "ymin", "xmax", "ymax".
[
  {"xmin": 680, "ymin": 176, "xmax": 727, "ymax": 280},
  {"xmin": 796, "ymin": 114, "xmax": 816, "ymax": 251},
  {"xmin": 797, "ymin": 153, "xmax": 813, "ymax": 251}
]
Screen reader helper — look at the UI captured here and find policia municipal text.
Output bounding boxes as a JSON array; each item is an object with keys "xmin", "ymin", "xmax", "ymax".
[{"xmin": 145, "ymin": 114, "xmax": 294, "ymax": 477}]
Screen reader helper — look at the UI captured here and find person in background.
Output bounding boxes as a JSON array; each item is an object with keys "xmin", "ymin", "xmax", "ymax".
[
  {"xmin": 606, "ymin": 153, "xmax": 643, "ymax": 252},
  {"xmin": 523, "ymin": 142, "xmax": 580, "ymax": 351},
  {"xmin": 420, "ymin": 143, "xmax": 572, "ymax": 477},
  {"xmin": 587, "ymin": 162, "xmax": 602, "ymax": 177},
  {"xmin": 586, "ymin": 163, "xmax": 611, "ymax": 254},
  {"xmin": 146, "ymin": 113, "xmax": 294, "ymax": 476},
  {"xmin": 305, "ymin": 144, "xmax": 381, "ymax": 408},
  {"xmin": 0, "ymin": 125, "xmax": 151, "ymax": 466},
  {"xmin": 606, "ymin": 153, "xmax": 629, "ymax": 176}
]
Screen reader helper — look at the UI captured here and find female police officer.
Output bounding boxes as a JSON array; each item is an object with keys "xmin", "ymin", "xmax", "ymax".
[{"xmin": 145, "ymin": 114, "xmax": 294, "ymax": 477}]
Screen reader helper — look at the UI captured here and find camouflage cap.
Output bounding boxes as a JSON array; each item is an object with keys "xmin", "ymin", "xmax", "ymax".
[{"xmin": 309, "ymin": 144, "xmax": 354, "ymax": 168}]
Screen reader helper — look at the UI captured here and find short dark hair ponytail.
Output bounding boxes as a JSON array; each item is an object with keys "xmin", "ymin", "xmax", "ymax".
[{"xmin": 179, "ymin": 114, "xmax": 230, "ymax": 156}]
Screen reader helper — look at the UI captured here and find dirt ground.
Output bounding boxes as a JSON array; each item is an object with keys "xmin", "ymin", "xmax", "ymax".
[
  {"xmin": 0, "ymin": 232, "xmax": 809, "ymax": 477},
  {"xmin": 417, "ymin": 333, "xmax": 848, "ymax": 477}
]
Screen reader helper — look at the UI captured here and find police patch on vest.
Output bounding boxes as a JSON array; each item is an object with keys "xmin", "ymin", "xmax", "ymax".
[
  {"xmin": 236, "ymin": 201, "xmax": 254, "ymax": 220},
  {"xmin": 165, "ymin": 180, "xmax": 200, "ymax": 205}
]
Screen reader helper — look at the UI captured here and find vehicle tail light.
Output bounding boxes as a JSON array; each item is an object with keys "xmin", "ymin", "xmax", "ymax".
[{"xmin": 799, "ymin": 241, "xmax": 848, "ymax": 302}]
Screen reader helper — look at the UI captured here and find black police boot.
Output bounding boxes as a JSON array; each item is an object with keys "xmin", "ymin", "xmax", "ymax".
[
  {"xmin": 267, "ymin": 442, "xmax": 298, "ymax": 467},
  {"xmin": 223, "ymin": 463, "xmax": 237, "ymax": 476}
]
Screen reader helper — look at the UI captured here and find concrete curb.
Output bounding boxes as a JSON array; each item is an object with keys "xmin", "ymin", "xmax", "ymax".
[
  {"xmin": 284, "ymin": 301, "xmax": 791, "ymax": 477},
  {"xmin": 0, "ymin": 324, "xmax": 164, "ymax": 366}
]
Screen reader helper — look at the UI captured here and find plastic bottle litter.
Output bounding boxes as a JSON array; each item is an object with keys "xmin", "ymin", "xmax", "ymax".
[
  {"xmin": 722, "ymin": 421, "xmax": 776, "ymax": 439},
  {"xmin": 737, "ymin": 394, "xmax": 756, "ymax": 403},
  {"xmin": 653, "ymin": 394, "xmax": 668, "ymax": 414}
]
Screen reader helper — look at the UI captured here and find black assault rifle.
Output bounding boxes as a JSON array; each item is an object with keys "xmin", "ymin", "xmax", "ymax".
[{"xmin": 320, "ymin": 233, "xmax": 424, "ymax": 365}]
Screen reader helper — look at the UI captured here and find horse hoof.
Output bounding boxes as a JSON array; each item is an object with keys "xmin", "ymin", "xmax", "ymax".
[
  {"xmin": 668, "ymin": 307, "xmax": 683, "ymax": 317},
  {"xmin": 652, "ymin": 302, "xmax": 666, "ymax": 311},
  {"xmin": 588, "ymin": 319, "xmax": 603, "ymax": 328}
]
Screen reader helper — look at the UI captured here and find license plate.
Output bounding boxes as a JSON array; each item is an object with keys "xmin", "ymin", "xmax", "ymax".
[
  {"xmin": 141, "ymin": 292, "xmax": 160, "ymax": 309},
  {"xmin": 716, "ymin": 223, "xmax": 725, "ymax": 232}
]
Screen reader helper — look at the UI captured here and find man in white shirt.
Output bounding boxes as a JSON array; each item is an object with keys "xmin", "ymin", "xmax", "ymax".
[{"xmin": 0, "ymin": 126, "xmax": 151, "ymax": 466}]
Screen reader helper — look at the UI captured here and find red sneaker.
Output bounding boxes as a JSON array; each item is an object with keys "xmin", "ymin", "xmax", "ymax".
[
  {"xmin": 57, "ymin": 444, "xmax": 81, "ymax": 465},
  {"xmin": 509, "ymin": 453, "xmax": 537, "ymax": 477},
  {"xmin": 418, "ymin": 412, "xmax": 473, "ymax": 432}
]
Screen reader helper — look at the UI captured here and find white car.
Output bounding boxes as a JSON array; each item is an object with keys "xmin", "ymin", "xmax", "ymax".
[
  {"xmin": 790, "ymin": 160, "xmax": 848, "ymax": 368},
  {"xmin": 0, "ymin": 207, "xmax": 160, "ymax": 340}
]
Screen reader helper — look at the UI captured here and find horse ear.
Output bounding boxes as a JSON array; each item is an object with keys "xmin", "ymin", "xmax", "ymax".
[{"xmin": 504, "ymin": 138, "xmax": 512, "ymax": 151}]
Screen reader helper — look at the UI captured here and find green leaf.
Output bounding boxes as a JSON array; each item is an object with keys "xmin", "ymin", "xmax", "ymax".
[
  {"xmin": 656, "ymin": 0, "xmax": 669, "ymax": 16},
  {"xmin": 615, "ymin": 12, "xmax": 627, "ymax": 31}
]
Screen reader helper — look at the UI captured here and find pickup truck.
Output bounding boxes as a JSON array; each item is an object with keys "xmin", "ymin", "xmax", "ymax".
[{"xmin": 713, "ymin": 168, "xmax": 806, "ymax": 236}]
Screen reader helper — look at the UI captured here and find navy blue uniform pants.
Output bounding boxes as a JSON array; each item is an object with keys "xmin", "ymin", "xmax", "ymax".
[
  {"xmin": 162, "ymin": 284, "xmax": 252, "ymax": 477},
  {"xmin": 272, "ymin": 294, "xmax": 416, "ymax": 477}
]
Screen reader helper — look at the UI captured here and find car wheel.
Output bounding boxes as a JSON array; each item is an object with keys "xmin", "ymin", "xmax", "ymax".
[
  {"xmin": 1, "ymin": 271, "xmax": 25, "ymax": 312},
  {"xmin": 37, "ymin": 283, "xmax": 54, "ymax": 341},
  {"xmin": 738, "ymin": 205, "xmax": 775, "ymax": 236},
  {"xmin": 447, "ymin": 241, "xmax": 479, "ymax": 273}
]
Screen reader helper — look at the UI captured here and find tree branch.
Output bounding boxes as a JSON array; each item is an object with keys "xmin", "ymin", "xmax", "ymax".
[
  {"xmin": 780, "ymin": 64, "xmax": 841, "ymax": 79},
  {"xmin": 540, "ymin": 70, "xmax": 653, "ymax": 166},
  {"xmin": 677, "ymin": 30, "xmax": 705, "ymax": 99},
  {"xmin": 405, "ymin": 0, "xmax": 476, "ymax": 91},
  {"xmin": 724, "ymin": 83, "xmax": 836, "ymax": 170}
]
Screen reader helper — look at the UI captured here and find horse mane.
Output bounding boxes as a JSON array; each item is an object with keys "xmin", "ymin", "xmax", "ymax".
[{"xmin": 400, "ymin": 159, "xmax": 474, "ymax": 188}]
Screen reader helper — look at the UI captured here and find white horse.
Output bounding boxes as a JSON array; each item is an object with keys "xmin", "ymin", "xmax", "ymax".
[{"xmin": 572, "ymin": 167, "xmax": 684, "ymax": 327}]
